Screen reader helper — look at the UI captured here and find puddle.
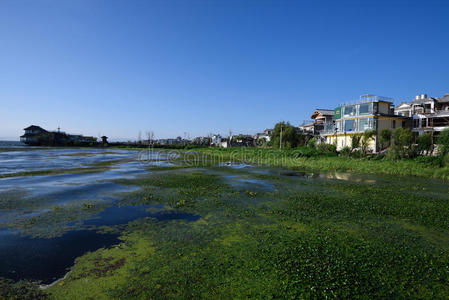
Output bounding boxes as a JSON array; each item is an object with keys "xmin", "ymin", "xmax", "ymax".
[
  {"xmin": 218, "ymin": 162, "xmax": 253, "ymax": 169},
  {"xmin": 0, "ymin": 228, "xmax": 120, "ymax": 284}
]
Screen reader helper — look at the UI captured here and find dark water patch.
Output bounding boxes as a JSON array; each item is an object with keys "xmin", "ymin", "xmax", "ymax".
[
  {"xmin": 0, "ymin": 228, "xmax": 119, "ymax": 284},
  {"xmin": 83, "ymin": 205, "xmax": 200, "ymax": 227}
]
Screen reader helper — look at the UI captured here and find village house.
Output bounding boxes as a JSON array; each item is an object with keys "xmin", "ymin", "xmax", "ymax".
[
  {"xmin": 395, "ymin": 93, "xmax": 449, "ymax": 140},
  {"xmin": 20, "ymin": 125, "xmax": 48, "ymax": 144},
  {"xmin": 253, "ymin": 129, "xmax": 271, "ymax": 144},
  {"xmin": 20, "ymin": 125, "xmax": 98, "ymax": 146},
  {"xmin": 323, "ymin": 95, "xmax": 411, "ymax": 152},
  {"xmin": 300, "ymin": 108, "xmax": 335, "ymax": 140}
]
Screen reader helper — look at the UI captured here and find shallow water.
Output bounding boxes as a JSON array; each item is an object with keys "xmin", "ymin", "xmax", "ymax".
[
  {"xmin": 0, "ymin": 228, "xmax": 120, "ymax": 283},
  {"xmin": 0, "ymin": 147, "xmax": 186, "ymax": 283},
  {"xmin": 1, "ymin": 147, "xmax": 449, "ymax": 285}
]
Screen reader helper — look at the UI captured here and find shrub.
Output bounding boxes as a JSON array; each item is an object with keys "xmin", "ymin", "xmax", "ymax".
[
  {"xmin": 437, "ymin": 128, "xmax": 449, "ymax": 155},
  {"xmin": 307, "ymin": 137, "xmax": 317, "ymax": 149},
  {"xmin": 417, "ymin": 133, "xmax": 433, "ymax": 154},
  {"xmin": 351, "ymin": 134, "xmax": 361, "ymax": 150},
  {"xmin": 393, "ymin": 128, "xmax": 417, "ymax": 158},
  {"xmin": 379, "ymin": 129, "xmax": 392, "ymax": 150},
  {"xmin": 339, "ymin": 146, "xmax": 351, "ymax": 157},
  {"xmin": 317, "ymin": 143, "xmax": 337, "ymax": 154},
  {"xmin": 361, "ymin": 130, "xmax": 376, "ymax": 154}
]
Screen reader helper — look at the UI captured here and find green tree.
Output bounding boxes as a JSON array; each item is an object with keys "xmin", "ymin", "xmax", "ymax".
[
  {"xmin": 417, "ymin": 132, "xmax": 433, "ymax": 155},
  {"xmin": 351, "ymin": 133, "xmax": 362, "ymax": 150},
  {"xmin": 270, "ymin": 122, "xmax": 299, "ymax": 149},
  {"xmin": 437, "ymin": 128, "xmax": 449, "ymax": 155},
  {"xmin": 361, "ymin": 130, "xmax": 376, "ymax": 154},
  {"xmin": 392, "ymin": 128, "xmax": 416, "ymax": 158},
  {"xmin": 379, "ymin": 129, "xmax": 392, "ymax": 150}
]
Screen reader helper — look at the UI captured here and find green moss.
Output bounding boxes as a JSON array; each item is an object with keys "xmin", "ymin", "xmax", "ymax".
[{"xmin": 43, "ymin": 167, "xmax": 449, "ymax": 298}]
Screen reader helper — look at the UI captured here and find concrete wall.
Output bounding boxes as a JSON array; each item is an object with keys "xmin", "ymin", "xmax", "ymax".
[{"xmin": 378, "ymin": 102, "xmax": 391, "ymax": 114}]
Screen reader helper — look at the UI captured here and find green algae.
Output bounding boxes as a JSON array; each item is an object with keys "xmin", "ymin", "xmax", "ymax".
[{"xmin": 43, "ymin": 167, "xmax": 449, "ymax": 299}]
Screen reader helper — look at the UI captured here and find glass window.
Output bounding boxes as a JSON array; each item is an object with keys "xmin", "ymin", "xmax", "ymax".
[
  {"xmin": 392, "ymin": 120, "xmax": 396, "ymax": 129},
  {"xmin": 358, "ymin": 118, "xmax": 372, "ymax": 131},
  {"xmin": 359, "ymin": 103, "xmax": 371, "ymax": 115},
  {"xmin": 344, "ymin": 119, "xmax": 357, "ymax": 132},
  {"xmin": 343, "ymin": 105, "xmax": 355, "ymax": 116}
]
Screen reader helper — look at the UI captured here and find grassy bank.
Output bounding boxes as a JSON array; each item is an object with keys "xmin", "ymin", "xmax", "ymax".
[
  {"xmin": 185, "ymin": 147, "xmax": 449, "ymax": 179},
  {"xmin": 45, "ymin": 167, "xmax": 449, "ymax": 299}
]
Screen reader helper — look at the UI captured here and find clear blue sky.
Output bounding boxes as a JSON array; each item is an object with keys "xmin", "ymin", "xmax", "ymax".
[{"xmin": 1, "ymin": 0, "xmax": 448, "ymax": 141}]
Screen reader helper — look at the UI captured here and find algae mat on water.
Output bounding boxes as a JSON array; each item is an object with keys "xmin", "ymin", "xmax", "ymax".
[{"xmin": 31, "ymin": 167, "xmax": 449, "ymax": 298}]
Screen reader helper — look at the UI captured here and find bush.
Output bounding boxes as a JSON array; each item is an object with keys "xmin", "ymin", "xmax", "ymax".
[
  {"xmin": 351, "ymin": 134, "xmax": 361, "ymax": 150},
  {"xmin": 317, "ymin": 143, "xmax": 337, "ymax": 154},
  {"xmin": 339, "ymin": 146, "xmax": 351, "ymax": 157},
  {"xmin": 307, "ymin": 138, "xmax": 317, "ymax": 149},
  {"xmin": 413, "ymin": 155, "xmax": 443, "ymax": 167},
  {"xmin": 393, "ymin": 128, "xmax": 417, "ymax": 158},
  {"xmin": 437, "ymin": 128, "xmax": 449, "ymax": 155},
  {"xmin": 417, "ymin": 133, "xmax": 433, "ymax": 154},
  {"xmin": 379, "ymin": 129, "xmax": 392, "ymax": 150}
]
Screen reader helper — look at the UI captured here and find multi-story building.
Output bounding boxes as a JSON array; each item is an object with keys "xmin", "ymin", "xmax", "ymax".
[
  {"xmin": 394, "ymin": 93, "xmax": 449, "ymax": 139},
  {"xmin": 323, "ymin": 95, "xmax": 411, "ymax": 152}
]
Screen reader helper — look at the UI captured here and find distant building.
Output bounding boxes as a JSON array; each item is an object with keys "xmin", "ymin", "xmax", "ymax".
[
  {"xmin": 20, "ymin": 125, "xmax": 48, "ymax": 144},
  {"xmin": 394, "ymin": 93, "xmax": 449, "ymax": 139},
  {"xmin": 20, "ymin": 125, "xmax": 98, "ymax": 146},
  {"xmin": 210, "ymin": 134, "xmax": 223, "ymax": 147}
]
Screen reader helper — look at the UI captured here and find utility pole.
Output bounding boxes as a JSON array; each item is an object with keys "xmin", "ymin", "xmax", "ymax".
[{"xmin": 280, "ymin": 123, "xmax": 283, "ymax": 151}]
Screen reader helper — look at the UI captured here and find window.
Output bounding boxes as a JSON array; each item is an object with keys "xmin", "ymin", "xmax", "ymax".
[
  {"xmin": 335, "ymin": 120, "xmax": 343, "ymax": 132},
  {"xmin": 392, "ymin": 120, "xmax": 396, "ymax": 129},
  {"xmin": 359, "ymin": 103, "xmax": 371, "ymax": 115},
  {"xmin": 358, "ymin": 118, "xmax": 372, "ymax": 132},
  {"xmin": 343, "ymin": 105, "xmax": 355, "ymax": 117},
  {"xmin": 344, "ymin": 119, "xmax": 357, "ymax": 132},
  {"xmin": 402, "ymin": 121, "xmax": 405, "ymax": 128}
]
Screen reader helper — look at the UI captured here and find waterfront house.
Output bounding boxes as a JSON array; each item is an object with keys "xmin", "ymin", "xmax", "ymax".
[
  {"xmin": 21, "ymin": 125, "xmax": 99, "ymax": 146},
  {"xmin": 20, "ymin": 125, "xmax": 48, "ymax": 145},
  {"xmin": 299, "ymin": 108, "xmax": 335, "ymax": 140},
  {"xmin": 323, "ymin": 95, "xmax": 411, "ymax": 152},
  {"xmin": 394, "ymin": 93, "xmax": 449, "ymax": 140}
]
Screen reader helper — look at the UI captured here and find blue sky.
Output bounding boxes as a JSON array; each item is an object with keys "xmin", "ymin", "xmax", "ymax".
[{"xmin": 1, "ymin": 0, "xmax": 448, "ymax": 141}]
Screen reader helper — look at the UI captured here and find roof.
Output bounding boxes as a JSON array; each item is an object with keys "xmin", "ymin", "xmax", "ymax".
[
  {"xmin": 438, "ymin": 94, "xmax": 449, "ymax": 103},
  {"xmin": 311, "ymin": 109, "xmax": 334, "ymax": 119},
  {"xmin": 411, "ymin": 97, "xmax": 437, "ymax": 104},
  {"xmin": 23, "ymin": 125, "xmax": 47, "ymax": 132},
  {"xmin": 396, "ymin": 101, "xmax": 411, "ymax": 107}
]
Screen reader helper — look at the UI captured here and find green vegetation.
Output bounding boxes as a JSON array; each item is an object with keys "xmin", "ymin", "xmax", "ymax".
[
  {"xmin": 44, "ymin": 167, "xmax": 449, "ymax": 298},
  {"xmin": 437, "ymin": 128, "xmax": 449, "ymax": 155},
  {"xmin": 191, "ymin": 147, "xmax": 449, "ymax": 179},
  {"xmin": 270, "ymin": 121, "xmax": 310, "ymax": 149},
  {"xmin": 0, "ymin": 278, "xmax": 47, "ymax": 300},
  {"xmin": 379, "ymin": 129, "xmax": 392, "ymax": 150}
]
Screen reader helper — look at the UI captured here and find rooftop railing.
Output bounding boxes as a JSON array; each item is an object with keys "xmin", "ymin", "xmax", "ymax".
[{"xmin": 338, "ymin": 95, "xmax": 394, "ymax": 107}]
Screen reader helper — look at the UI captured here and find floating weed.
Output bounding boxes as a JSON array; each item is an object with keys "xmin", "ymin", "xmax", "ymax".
[{"xmin": 22, "ymin": 165, "xmax": 449, "ymax": 298}]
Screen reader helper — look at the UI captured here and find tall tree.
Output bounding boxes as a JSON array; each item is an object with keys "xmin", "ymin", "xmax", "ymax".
[{"xmin": 270, "ymin": 122, "xmax": 299, "ymax": 149}]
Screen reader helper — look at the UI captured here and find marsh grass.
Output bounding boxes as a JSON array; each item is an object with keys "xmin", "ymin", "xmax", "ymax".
[{"xmin": 176, "ymin": 147, "xmax": 449, "ymax": 180}]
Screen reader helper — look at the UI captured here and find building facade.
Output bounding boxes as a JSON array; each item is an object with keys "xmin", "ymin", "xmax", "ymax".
[
  {"xmin": 394, "ymin": 93, "xmax": 449, "ymax": 139},
  {"xmin": 323, "ymin": 95, "xmax": 411, "ymax": 152}
]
